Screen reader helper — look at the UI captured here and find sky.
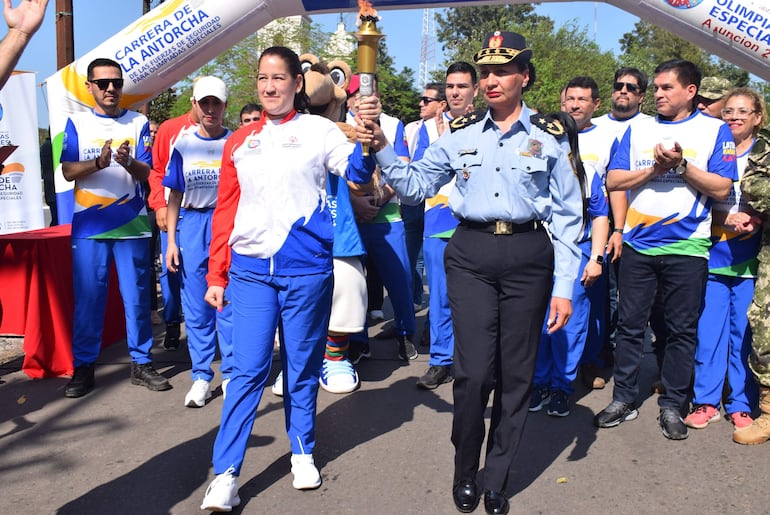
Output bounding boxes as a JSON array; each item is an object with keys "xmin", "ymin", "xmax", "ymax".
[{"xmin": 2, "ymin": 1, "xmax": 639, "ymax": 128}]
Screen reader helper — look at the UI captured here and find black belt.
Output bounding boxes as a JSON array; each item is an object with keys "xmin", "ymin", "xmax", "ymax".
[{"xmin": 459, "ymin": 219, "xmax": 542, "ymax": 235}]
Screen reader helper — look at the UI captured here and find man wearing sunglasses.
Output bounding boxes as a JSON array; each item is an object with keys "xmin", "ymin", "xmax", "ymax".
[
  {"xmin": 61, "ymin": 58, "xmax": 171, "ymax": 398},
  {"xmin": 593, "ymin": 67, "xmax": 650, "ymax": 137},
  {"xmin": 592, "ymin": 67, "xmax": 651, "ymax": 371},
  {"xmin": 414, "ymin": 63, "xmax": 479, "ymax": 391},
  {"xmin": 404, "ymin": 82, "xmax": 447, "ymax": 314}
]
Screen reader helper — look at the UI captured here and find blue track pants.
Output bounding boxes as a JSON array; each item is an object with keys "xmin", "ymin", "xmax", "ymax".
[
  {"xmin": 71, "ymin": 237, "xmax": 153, "ymax": 366},
  {"xmin": 693, "ymin": 274, "xmax": 758, "ymax": 413},
  {"xmin": 534, "ymin": 241, "xmax": 602, "ymax": 394},
  {"xmin": 424, "ymin": 237, "xmax": 453, "ymax": 366},
  {"xmin": 159, "ymin": 229, "xmax": 182, "ymax": 324},
  {"xmin": 212, "ymin": 262, "xmax": 332, "ymax": 475},
  {"xmin": 357, "ymin": 221, "xmax": 415, "ymax": 338},
  {"xmin": 177, "ymin": 209, "xmax": 232, "ymax": 381}
]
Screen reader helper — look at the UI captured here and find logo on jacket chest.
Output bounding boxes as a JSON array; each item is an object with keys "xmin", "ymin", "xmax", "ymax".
[{"xmin": 282, "ymin": 135, "xmax": 300, "ymax": 149}]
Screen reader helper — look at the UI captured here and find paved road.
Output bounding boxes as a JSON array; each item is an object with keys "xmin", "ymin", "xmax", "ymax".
[{"xmin": 0, "ymin": 314, "xmax": 766, "ymax": 514}]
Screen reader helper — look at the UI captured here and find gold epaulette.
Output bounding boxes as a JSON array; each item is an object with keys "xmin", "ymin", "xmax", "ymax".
[
  {"xmin": 530, "ymin": 113, "xmax": 565, "ymax": 139},
  {"xmin": 449, "ymin": 110, "xmax": 486, "ymax": 133}
]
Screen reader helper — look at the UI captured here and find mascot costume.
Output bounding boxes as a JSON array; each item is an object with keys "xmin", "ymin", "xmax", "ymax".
[{"xmin": 271, "ymin": 54, "xmax": 368, "ymax": 394}]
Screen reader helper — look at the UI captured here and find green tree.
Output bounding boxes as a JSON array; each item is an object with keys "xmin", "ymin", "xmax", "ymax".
[
  {"xmin": 619, "ymin": 20, "xmax": 751, "ymax": 114},
  {"xmin": 165, "ymin": 17, "xmax": 420, "ymax": 124},
  {"xmin": 525, "ymin": 22, "xmax": 618, "ymax": 115},
  {"xmin": 620, "ymin": 20, "xmax": 709, "ymax": 70},
  {"xmin": 147, "ymin": 88, "xmax": 177, "ymax": 124},
  {"xmin": 435, "ymin": 7, "xmax": 617, "ymax": 115},
  {"xmin": 320, "ymin": 40, "xmax": 420, "ymax": 123},
  {"xmin": 370, "ymin": 42, "xmax": 420, "ymax": 123},
  {"xmin": 168, "ymin": 17, "xmax": 331, "ymax": 128},
  {"xmin": 750, "ymin": 80, "xmax": 770, "ymax": 118},
  {"xmin": 436, "ymin": 5, "xmax": 549, "ymax": 67}
]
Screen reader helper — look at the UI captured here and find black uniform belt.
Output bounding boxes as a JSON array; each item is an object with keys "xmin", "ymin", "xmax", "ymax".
[{"xmin": 459, "ymin": 219, "xmax": 542, "ymax": 235}]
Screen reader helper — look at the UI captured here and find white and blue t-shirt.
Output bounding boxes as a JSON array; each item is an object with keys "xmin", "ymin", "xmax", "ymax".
[
  {"xmin": 709, "ymin": 144, "xmax": 761, "ymax": 277},
  {"xmin": 608, "ymin": 110, "xmax": 738, "ymax": 258},
  {"xmin": 579, "ymin": 163, "xmax": 610, "ymax": 244},
  {"xmin": 578, "ymin": 123, "xmax": 618, "ymax": 179},
  {"xmin": 61, "ymin": 109, "xmax": 152, "ymax": 239},
  {"xmin": 162, "ymin": 130, "xmax": 231, "ymax": 209}
]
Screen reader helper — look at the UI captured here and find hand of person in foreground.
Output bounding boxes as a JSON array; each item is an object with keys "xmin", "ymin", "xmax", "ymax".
[
  {"xmin": 4, "ymin": 0, "xmax": 48, "ymax": 36},
  {"xmin": 546, "ymin": 297, "xmax": 572, "ymax": 334},
  {"xmin": 205, "ymin": 285, "xmax": 225, "ymax": 311}
]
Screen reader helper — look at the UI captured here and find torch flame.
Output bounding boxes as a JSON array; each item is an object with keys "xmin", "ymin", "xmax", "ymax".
[{"xmin": 358, "ymin": 0, "xmax": 378, "ymax": 18}]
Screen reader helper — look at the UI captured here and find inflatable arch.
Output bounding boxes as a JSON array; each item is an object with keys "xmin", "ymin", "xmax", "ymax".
[{"xmin": 47, "ymin": 0, "xmax": 769, "ymax": 223}]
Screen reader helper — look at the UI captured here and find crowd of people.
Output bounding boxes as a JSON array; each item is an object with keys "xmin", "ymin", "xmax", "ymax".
[
  {"xmin": 3, "ymin": 0, "xmax": 770, "ymax": 511},
  {"xmin": 42, "ymin": 25, "xmax": 770, "ymax": 515}
]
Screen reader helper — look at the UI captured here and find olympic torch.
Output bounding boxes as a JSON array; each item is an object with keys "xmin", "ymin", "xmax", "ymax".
[{"xmin": 354, "ymin": 0, "xmax": 384, "ymax": 156}]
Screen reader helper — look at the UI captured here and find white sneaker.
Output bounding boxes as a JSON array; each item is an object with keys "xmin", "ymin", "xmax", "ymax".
[
  {"xmin": 291, "ymin": 453, "xmax": 321, "ymax": 490},
  {"xmin": 200, "ymin": 467, "xmax": 240, "ymax": 512},
  {"xmin": 319, "ymin": 358, "xmax": 359, "ymax": 394},
  {"xmin": 221, "ymin": 378, "xmax": 231, "ymax": 400},
  {"xmin": 185, "ymin": 379, "xmax": 211, "ymax": 408},
  {"xmin": 271, "ymin": 371, "xmax": 283, "ymax": 397}
]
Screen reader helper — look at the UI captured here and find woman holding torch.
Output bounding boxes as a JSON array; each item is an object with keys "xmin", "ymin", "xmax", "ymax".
[{"xmin": 200, "ymin": 47, "xmax": 378, "ymax": 512}]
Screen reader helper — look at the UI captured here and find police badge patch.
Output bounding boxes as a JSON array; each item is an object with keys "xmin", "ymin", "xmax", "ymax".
[{"xmin": 527, "ymin": 139, "xmax": 543, "ymax": 158}]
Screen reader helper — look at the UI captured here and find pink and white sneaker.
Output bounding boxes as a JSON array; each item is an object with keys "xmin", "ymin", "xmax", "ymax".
[
  {"xmin": 684, "ymin": 404, "xmax": 721, "ymax": 429},
  {"xmin": 728, "ymin": 411, "xmax": 753, "ymax": 430}
]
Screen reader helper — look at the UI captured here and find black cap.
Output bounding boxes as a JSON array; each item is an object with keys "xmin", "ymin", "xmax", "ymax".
[{"xmin": 474, "ymin": 31, "xmax": 532, "ymax": 65}]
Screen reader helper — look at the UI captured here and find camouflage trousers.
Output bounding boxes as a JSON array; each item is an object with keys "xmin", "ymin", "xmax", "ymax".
[{"xmin": 748, "ymin": 258, "xmax": 770, "ymax": 387}]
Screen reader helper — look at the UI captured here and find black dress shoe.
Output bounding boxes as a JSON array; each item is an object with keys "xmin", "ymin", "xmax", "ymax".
[
  {"xmin": 452, "ymin": 479, "xmax": 480, "ymax": 513},
  {"xmin": 64, "ymin": 363, "xmax": 95, "ymax": 398},
  {"xmin": 484, "ymin": 490, "xmax": 509, "ymax": 515}
]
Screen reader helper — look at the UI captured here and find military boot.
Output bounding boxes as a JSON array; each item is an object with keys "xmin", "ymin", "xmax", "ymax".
[{"xmin": 733, "ymin": 386, "xmax": 770, "ymax": 445}]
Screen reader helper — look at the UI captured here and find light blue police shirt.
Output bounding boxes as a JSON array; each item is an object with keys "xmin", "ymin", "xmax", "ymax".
[{"xmin": 374, "ymin": 105, "xmax": 583, "ymax": 300}]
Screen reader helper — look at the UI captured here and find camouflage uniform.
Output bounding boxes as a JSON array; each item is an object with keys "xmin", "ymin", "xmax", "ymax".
[
  {"xmin": 741, "ymin": 125, "xmax": 770, "ymax": 388},
  {"xmin": 736, "ymin": 125, "xmax": 770, "ymax": 445}
]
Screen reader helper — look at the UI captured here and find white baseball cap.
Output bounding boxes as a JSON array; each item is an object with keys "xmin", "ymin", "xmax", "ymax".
[{"xmin": 193, "ymin": 76, "xmax": 228, "ymax": 102}]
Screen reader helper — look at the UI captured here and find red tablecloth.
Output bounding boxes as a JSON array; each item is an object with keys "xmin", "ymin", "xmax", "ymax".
[{"xmin": 0, "ymin": 225, "xmax": 126, "ymax": 378}]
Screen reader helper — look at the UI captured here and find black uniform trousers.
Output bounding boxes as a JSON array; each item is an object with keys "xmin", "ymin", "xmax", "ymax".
[{"xmin": 445, "ymin": 224, "xmax": 553, "ymax": 493}]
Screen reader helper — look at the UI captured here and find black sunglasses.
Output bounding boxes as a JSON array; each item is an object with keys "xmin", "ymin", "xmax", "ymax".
[
  {"xmin": 89, "ymin": 78, "xmax": 124, "ymax": 90},
  {"xmin": 419, "ymin": 96, "xmax": 440, "ymax": 104},
  {"xmin": 613, "ymin": 81, "xmax": 640, "ymax": 94}
]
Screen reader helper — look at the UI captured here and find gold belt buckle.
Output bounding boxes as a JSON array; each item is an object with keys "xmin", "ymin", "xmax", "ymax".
[{"xmin": 494, "ymin": 221, "xmax": 513, "ymax": 235}]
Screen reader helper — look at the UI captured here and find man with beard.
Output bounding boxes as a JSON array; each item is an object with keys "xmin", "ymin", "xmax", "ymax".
[
  {"xmin": 592, "ymin": 67, "xmax": 652, "ymax": 365},
  {"xmin": 592, "ymin": 67, "xmax": 651, "ymax": 135}
]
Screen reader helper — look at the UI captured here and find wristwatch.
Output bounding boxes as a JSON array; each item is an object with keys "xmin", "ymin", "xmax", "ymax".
[
  {"xmin": 591, "ymin": 254, "xmax": 604, "ymax": 264},
  {"xmin": 674, "ymin": 159, "xmax": 688, "ymax": 176}
]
